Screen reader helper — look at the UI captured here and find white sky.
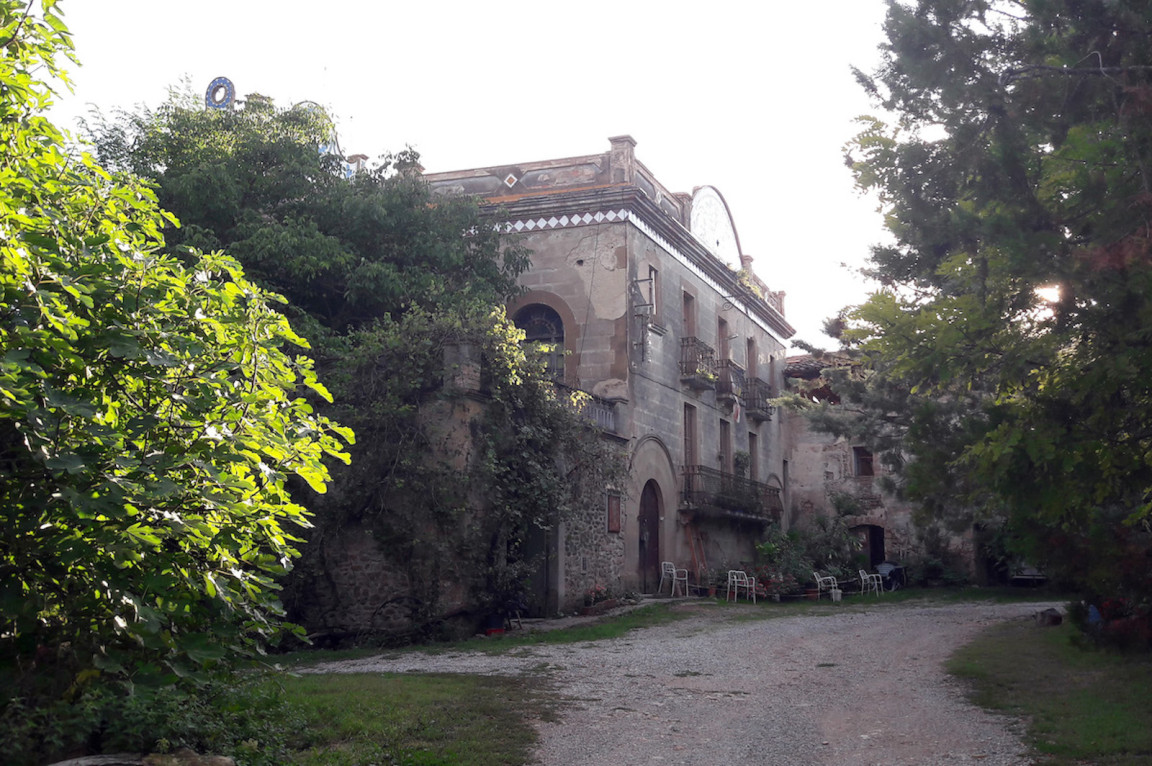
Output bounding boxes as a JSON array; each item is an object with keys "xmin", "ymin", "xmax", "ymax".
[{"xmin": 48, "ymin": 0, "xmax": 891, "ymax": 351}]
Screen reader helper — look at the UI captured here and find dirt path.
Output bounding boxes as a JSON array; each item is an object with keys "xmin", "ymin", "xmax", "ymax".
[{"xmin": 309, "ymin": 599, "xmax": 1060, "ymax": 765}]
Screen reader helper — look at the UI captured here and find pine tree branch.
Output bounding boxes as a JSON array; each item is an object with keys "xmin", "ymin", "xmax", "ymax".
[{"xmin": 1001, "ymin": 64, "xmax": 1152, "ymax": 86}]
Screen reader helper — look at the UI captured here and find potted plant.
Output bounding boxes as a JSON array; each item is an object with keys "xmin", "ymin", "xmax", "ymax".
[
  {"xmin": 710, "ymin": 568, "xmax": 730, "ymax": 597},
  {"xmin": 580, "ymin": 584, "xmax": 617, "ymax": 615}
]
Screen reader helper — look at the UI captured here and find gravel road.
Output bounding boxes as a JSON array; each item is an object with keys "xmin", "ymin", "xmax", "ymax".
[{"xmin": 307, "ymin": 598, "xmax": 1062, "ymax": 765}]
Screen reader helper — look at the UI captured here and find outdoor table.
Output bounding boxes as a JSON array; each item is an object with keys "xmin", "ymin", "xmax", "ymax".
[{"xmin": 875, "ymin": 563, "xmax": 906, "ymax": 591}]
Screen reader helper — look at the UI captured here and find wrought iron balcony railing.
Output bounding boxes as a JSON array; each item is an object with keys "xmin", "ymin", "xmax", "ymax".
[
  {"xmin": 680, "ymin": 464, "xmax": 782, "ymax": 522},
  {"xmin": 745, "ymin": 377, "xmax": 773, "ymax": 422},
  {"xmin": 679, "ymin": 337, "xmax": 716, "ymax": 390},
  {"xmin": 716, "ymin": 358, "xmax": 745, "ymax": 401}
]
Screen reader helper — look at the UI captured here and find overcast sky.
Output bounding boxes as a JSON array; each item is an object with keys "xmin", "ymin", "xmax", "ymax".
[{"xmin": 49, "ymin": 0, "xmax": 893, "ymax": 351}]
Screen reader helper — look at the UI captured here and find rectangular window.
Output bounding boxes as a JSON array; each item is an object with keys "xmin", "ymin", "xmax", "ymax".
[
  {"xmin": 717, "ymin": 317, "xmax": 730, "ymax": 360},
  {"xmin": 683, "ymin": 403, "xmax": 697, "ymax": 466},
  {"xmin": 682, "ymin": 291, "xmax": 696, "ymax": 338},
  {"xmin": 648, "ymin": 265, "xmax": 660, "ymax": 323},
  {"xmin": 606, "ymin": 493, "xmax": 622, "ymax": 533},
  {"xmin": 748, "ymin": 432, "xmax": 759, "ymax": 482},
  {"xmin": 719, "ymin": 419, "xmax": 732, "ymax": 474},
  {"xmin": 854, "ymin": 447, "xmax": 874, "ymax": 477},
  {"xmin": 746, "ymin": 337, "xmax": 757, "ymax": 379}
]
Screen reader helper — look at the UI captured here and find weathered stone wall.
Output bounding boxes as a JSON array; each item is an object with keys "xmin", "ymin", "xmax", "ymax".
[
  {"xmin": 286, "ymin": 514, "xmax": 482, "ymax": 642},
  {"xmin": 561, "ymin": 498, "xmax": 627, "ymax": 610},
  {"xmin": 781, "ymin": 407, "xmax": 976, "ymax": 576},
  {"xmin": 510, "ymin": 223, "xmax": 629, "ymax": 388},
  {"xmin": 625, "ymin": 223, "xmax": 789, "ymax": 582}
]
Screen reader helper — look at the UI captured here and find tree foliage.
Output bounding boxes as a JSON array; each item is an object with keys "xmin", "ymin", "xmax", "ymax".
[
  {"xmin": 837, "ymin": 0, "xmax": 1152, "ymax": 606},
  {"xmin": 0, "ymin": 0, "xmax": 351, "ymax": 725},
  {"xmin": 85, "ymin": 80, "xmax": 626, "ymax": 638},
  {"xmin": 84, "ymin": 87, "xmax": 528, "ymax": 332}
]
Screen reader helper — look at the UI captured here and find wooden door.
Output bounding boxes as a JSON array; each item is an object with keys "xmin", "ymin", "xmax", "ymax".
[{"xmin": 638, "ymin": 480, "xmax": 661, "ymax": 593}]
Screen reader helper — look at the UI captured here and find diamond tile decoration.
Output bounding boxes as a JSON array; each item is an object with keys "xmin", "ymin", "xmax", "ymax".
[
  {"xmin": 504, "ymin": 173, "xmax": 519, "ymax": 188},
  {"xmin": 497, "ymin": 206, "xmax": 783, "ymax": 336},
  {"xmin": 502, "ymin": 209, "xmax": 629, "ymax": 233}
]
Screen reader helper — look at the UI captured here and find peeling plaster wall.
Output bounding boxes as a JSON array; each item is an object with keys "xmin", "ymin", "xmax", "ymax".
[{"xmin": 514, "ymin": 224, "xmax": 629, "ymax": 389}]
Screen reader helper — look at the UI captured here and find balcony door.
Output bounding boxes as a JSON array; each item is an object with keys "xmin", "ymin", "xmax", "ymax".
[{"xmin": 638, "ymin": 480, "xmax": 662, "ymax": 593}]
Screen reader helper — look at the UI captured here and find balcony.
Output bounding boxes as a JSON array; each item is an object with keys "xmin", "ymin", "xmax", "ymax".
[
  {"xmin": 556, "ymin": 382, "xmax": 618, "ymax": 434},
  {"xmin": 745, "ymin": 377, "xmax": 773, "ymax": 423},
  {"xmin": 680, "ymin": 464, "xmax": 782, "ymax": 523},
  {"xmin": 679, "ymin": 337, "xmax": 717, "ymax": 390},
  {"xmin": 716, "ymin": 359, "xmax": 745, "ymax": 406},
  {"xmin": 579, "ymin": 394, "xmax": 617, "ymax": 433}
]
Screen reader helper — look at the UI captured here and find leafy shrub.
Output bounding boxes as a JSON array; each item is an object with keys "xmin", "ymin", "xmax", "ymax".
[
  {"xmin": 756, "ymin": 516, "xmax": 862, "ymax": 593},
  {"xmin": 0, "ymin": 672, "xmax": 303, "ymax": 766},
  {"xmin": 1068, "ymin": 598, "xmax": 1152, "ymax": 653}
]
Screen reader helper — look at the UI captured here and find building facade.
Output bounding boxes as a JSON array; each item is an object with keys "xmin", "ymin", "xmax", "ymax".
[{"xmin": 427, "ymin": 136, "xmax": 795, "ymax": 611}]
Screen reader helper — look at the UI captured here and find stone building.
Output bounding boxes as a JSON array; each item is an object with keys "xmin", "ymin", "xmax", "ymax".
[
  {"xmin": 426, "ymin": 136, "xmax": 795, "ymax": 611},
  {"xmin": 290, "ymin": 136, "xmax": 974, "ymax": 635},
  {"xmin": 783, "ymin": 354, "xmax": 975, "ymax": 578}
]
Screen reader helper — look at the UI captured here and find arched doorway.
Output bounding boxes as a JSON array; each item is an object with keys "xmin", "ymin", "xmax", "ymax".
[
  {"xmin": 638, "ymin": 480, "xmax": 662, "ymax": 593},
  {"xmin": 853, "ymin": 524, "xmax": 886, "ymax": 567},
  {"xmin": 512, "ymin": 304, "xmax": 564, "ymax": 380}
]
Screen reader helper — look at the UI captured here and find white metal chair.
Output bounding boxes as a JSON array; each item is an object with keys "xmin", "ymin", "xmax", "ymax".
[
  {"xmin": 859, "ymin": 569, "xmax": 883, "ymax": 597},
  {"xmin": 659, "ymin": 561, "xmax": 688, "ymax": 596},
  {"xmin": 726, "ymin": 570, "xmax": 757, "ymax": 603},
  {"xmin": 813, "ymin": 571, "xmax": 838, "ymax": 599}
]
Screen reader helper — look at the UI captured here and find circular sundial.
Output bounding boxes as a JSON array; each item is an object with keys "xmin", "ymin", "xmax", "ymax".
[{"xmin": 690, "ymin": 185, "xmax": 741, "ymax": 267}]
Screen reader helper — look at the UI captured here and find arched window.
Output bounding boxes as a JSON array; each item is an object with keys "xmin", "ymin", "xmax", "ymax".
[{"xmin": 513, "ymin": 304, "xmax": 564, "ymax": 380}]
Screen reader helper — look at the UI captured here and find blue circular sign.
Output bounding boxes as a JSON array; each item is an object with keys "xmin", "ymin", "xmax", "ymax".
[{"xmin": 205, "ymin": 77, "xmax": 235, "ymax": 109}]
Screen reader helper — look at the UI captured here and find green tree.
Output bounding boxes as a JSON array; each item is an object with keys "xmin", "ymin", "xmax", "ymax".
[
  {"xmin": 86, "ymin": 81, "xmax": 626, "ymax": 638},
  {"xmin": 84, "ymin": 87, "xmax": 528, "ymax": 331},
  {"xmin": 0, "ymin": 0, "xmax": 351, "ymax": 728},
  {"xmin": 840, "ymin": 0, "xmax": 1152, "ymax": 610}
]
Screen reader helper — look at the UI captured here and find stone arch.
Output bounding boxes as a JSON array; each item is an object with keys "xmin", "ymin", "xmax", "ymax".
[
  {"xmin": 512, "ymin": 304, "xmax": 564, "ymax": 380},
  {"xmin": 508, "ymin": 291, "xmax": 580, "ymax": 383},
  {"xmin": 625, "ymin": 435, "xmax": 680, "ymax": 593},
  {"xmin": 762, "ymin": 473, "xmax": 785, "ymax": 524},
  {"xmin": 637, "ymin": 479, "xmax": 662, "ymax": 593}
]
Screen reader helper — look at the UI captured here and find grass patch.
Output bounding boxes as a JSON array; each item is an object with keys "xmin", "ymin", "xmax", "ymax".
[
  {"xmin": 280, "ymin": 603, "xmax": 692, "ymax": 668},
  {"xmin": 281, "ymin": 672, "xmax": 553, "ymax": 765},
  {"xmin": 837, "ymin": 584, "xmax": 1068, "ymax": 605},
  {"xmin": 719, "ymin": 585, "xmax": 1065, "ymax": 623},
  {"xmin": 447, "ymin": 603, "xmax": 690, "ymax": 652},
  {"xmin": 948, "ymin": 617, "xmax": 1152, "ymax": 764}
]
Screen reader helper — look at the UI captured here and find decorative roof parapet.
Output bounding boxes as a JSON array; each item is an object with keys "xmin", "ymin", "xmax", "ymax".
[{"xmin": 424, "ymin": 138, "xmax": 795, "ymax": 341}]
